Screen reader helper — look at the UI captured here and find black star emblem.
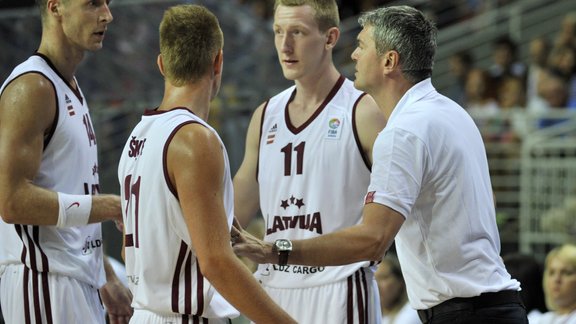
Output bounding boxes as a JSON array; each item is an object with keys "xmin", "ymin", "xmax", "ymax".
[
  {"xmin": 280, "ymin": 200, "xmax": 289, "ymax": 209},
  {"xmin": 290, "ymin": 195, "xmax": 295, "ymax": 204},
  {"xmin": 295, "ymin": 198, "xmax": 305, "ymax": 209}
]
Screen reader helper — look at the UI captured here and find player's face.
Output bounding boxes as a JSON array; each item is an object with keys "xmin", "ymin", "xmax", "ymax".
[
  {"xmin": 273, "ymin": 5, "xmax": 329, "ymax": 81},
  {"xmin": 351, "ymin": 26, "xmax": 382, "ymax": 94},
  {"xmin": 58, "ymin": 0, "xmax": 113, "ymax": 52},
  {"xmin": 544, "ymin": 256, "xmax": 576, "ymax": 311}
]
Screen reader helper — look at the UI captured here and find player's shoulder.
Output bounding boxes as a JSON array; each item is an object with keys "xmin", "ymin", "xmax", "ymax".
[
  {"xmin": 1, "ymin": 72, "xmax": 56, "ymax": 110},
  {"xmin": 172, "ymin": 120, "xmax": 219, "ymax": 150}
]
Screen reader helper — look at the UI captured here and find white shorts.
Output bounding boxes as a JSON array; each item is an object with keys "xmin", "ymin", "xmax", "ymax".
[
  {"xmin": 0, "ymin": 264, "xmax": 105, "ymax": 324},
  {"xmin": 261, "ymin": 268, "xmax": 381, "ymax": 324},
  {"xmin": 130, "ymin": 309, "xmax": 232, "ymax": 324}
]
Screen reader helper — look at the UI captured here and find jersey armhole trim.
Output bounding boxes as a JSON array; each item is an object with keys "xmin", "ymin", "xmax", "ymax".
[
  {"xmin": 163, "ymin": 120, "xmax": 201, "ymax": 199},
  {"xmin": 352, "ymin": 93, "xmax": 372, "ymax": 171},
  {"xmin": 0, "ymin": 71, "xmax": 59, "ymax": 151},
  {"xmin": 256, "ymin": 100, "xmax": 270, "ymax": 183}
]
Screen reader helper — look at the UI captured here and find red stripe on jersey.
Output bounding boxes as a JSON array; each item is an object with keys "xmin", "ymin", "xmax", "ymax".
[
  {"xmin": 354, "ymin": 271, "xmax": 365, "ymax": 324},
  {"xmin": 124, "ymin": 234, "xmax": 134, "ymax": 247},
  {"xmin": 365, "ymin": 191, "xmax": 376, "ymax": 204},
  {"xmin": 195, "ymin": 262, "xmax": 204, "ymax": 316},
  {"xmin": 172, "ymin": 242, "xmax": 188, "ymax": 313}
]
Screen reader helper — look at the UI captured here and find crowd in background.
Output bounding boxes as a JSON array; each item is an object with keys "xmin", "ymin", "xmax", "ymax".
[
  {"xmin": 446, "ymin": 11, "xmax": 576, "ymax": 139},
  {"xmin": 236, "ymin": 0, "xmax": 523, "ymax": 27}
]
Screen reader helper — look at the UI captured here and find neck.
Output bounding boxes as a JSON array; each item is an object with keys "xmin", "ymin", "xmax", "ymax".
[
  {"xmin": 372, "ymin": 76, "xmax": 416, "ymax": 119},
  {"xmin": 37, "ymin": 27, "xmax": 84, "ymax": 83},
  {"xmin": 158, "ymin": 78, "xmax": 213, "ymax": 122},
  {"xmin": 292, "ymin": 63, "xmax": 340, "ymax": 107}
]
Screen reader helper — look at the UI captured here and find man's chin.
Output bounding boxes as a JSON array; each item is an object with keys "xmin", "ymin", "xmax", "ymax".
[{"xmin": 353, "ymin": 79, "xmax": 365, "ymax": 91}]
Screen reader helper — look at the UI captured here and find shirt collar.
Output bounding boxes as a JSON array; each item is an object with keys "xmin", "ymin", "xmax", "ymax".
[{"xmin": 388, "ymin": 78, "xmax": 435, "ymax": 124}]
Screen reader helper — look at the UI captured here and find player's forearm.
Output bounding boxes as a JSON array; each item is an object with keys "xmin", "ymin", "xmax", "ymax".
[
  {"xmin": 0, "ymin": 183, "xmax": 59, "ymax": 225},
  {"xmin": 233, "ymin": 179, "xmax": 260, "ymax": 228},
  {"xmin": 0, "ymin": 184, "xmax": 120, "ymax": 226},
  {"xmin": 200, "ymin": 253, "xmax": 295, "ymax": 323}
]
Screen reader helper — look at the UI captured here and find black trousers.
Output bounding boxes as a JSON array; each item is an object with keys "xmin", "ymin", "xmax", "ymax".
[{"xmin": 417, "ymin": 290, "xmax": 528, "ymax": 324}]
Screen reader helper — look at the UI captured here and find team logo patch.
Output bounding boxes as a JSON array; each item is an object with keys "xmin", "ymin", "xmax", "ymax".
[{"xmin": 365, "ymin": 191, "xmax": 376, "ymax": 204}]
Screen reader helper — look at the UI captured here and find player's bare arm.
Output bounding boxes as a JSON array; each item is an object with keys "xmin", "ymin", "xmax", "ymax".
[
  {"xmin": 169, "ymin": 123, "xmax": 295, "ymax": 324},
  {"xmin": 0, "ymin": 74, "xmax": 121, "ymax": 226},
  {"xmin": 0, "ymin": 74, "xmax": 61, "ymax": 225},
  {"xmin": 354, "ymin": 94, "xmax": 386, "ymax": 164},
  {"xmin": 233, "ymin": 102, "xmax": 265, "ymax": 228}
]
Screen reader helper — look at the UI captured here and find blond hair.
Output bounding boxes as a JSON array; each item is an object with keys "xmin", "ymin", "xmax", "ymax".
[
  {"xmin": 274, "ymin": 0, "xmax": 339, "ymax": 32},
  {"xmin": 159, "ymin": 4, "xmax": 223, "ymax": 86}
]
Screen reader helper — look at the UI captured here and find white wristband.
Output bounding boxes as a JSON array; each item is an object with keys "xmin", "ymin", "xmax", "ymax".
[{"xmin": 56, "ymin": 193, "xmax": 92, "ymax": 228}]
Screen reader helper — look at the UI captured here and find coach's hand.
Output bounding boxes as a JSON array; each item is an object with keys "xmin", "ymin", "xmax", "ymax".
[{"xmin": 231, "ymin": 225, "xmax": 275, "ymax": 265}]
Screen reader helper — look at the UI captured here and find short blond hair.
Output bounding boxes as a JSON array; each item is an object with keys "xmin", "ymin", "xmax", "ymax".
[
  {"xmin": 274, "ymin": 0, "xmax": 339, "ymax": 32},
  {"xmin": 159, "ymin": 4, "xmax": 223, "ymax": 86},
  {"xmin": 543, "ymin": 244, "xmax": 576, "ymax": 311}
]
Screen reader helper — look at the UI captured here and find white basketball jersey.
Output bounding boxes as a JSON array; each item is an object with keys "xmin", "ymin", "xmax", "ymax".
[
  {"xmin": 256, "ymin": 76, "xmax": 374, "ymax": 288},
  {"xmin": 118, "ymin": 108, "xmax": 239, "ymax": 319},
  {"xmin": 0, "ymin": 54, "xmax": 104, "ymax": 287}
]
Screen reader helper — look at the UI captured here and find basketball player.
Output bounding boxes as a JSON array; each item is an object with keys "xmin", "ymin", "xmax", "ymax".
[
  {"xmin": 117, "ymin": 5, "xmax": 295, "ymax": 323},
  {"xmin": 233, "ymin": 0, "xmax": 386, "ymax": 322},
  {"xmin": 234, "ymin": 5, "xmax": 528, "ymax": 324},
  {"xmin": 0, "ymin": 0, "xmax": 132, "ymax": 323}
]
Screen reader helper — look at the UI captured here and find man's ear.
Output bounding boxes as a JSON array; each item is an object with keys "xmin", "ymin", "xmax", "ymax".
[
  {"xmin": 325, "ymin": 27, "xmax": 340, "ymax": 50},
  {"xmin": 213, "ymin": 49, "xmax": 223, "ymax": 77},
  {"xmin": 47, "ymin": 0, "xmax": 61, "ymax": 17},
  {"xmin": 157, "ymin": 54, "xmax": 165, "ymax": 77},
  {"xmin": 383, "ymin": 50, "xmax": 400, "ymax": 70}
]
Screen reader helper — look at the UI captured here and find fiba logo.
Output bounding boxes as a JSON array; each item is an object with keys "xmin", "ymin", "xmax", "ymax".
[
  {"xmin": 327, "ymin": 118, "xmax": 342, "ymax": 139},
  {"xmin": 328, "ymin": 118, "xmax": 341, "ymax": 129},
  {"xmin": 82, "ymin": 236, "xmax": 103, "ymax": 255}
]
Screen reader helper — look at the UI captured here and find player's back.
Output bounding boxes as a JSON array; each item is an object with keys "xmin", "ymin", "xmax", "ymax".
[{"xmin": 118, "ymin": 108, "xmax": 238, "ymax": 319}]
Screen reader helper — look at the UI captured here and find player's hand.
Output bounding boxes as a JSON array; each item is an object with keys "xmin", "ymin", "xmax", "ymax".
[
  {"xmin": 100, "ymin": 276, "xmax": 133, "ymax": 324},
  {"xmin": 231, "ymin": 225, "xmax": 275, "ymax": 264}
]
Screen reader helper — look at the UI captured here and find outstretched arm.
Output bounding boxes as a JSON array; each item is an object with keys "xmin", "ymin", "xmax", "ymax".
[
  {"xmin": 0, "ymin": 74, "xmax": 121, "ymax": 226},
  {"xmin": 234, "ymin": 203, "xmax": 404, "ymax": 266},
  {"xmin": 168, "ymin": 123, "xmax": 295, "ymax": 324}
]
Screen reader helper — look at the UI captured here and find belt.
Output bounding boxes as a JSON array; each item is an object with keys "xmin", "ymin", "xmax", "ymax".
[{"xmin": 417, "ymin": 290, "xmax": 523, "ymax": 323}]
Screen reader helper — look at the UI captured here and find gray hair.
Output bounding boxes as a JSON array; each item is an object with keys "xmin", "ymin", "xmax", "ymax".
[{"xmin": 358, "ymin": 6, "xmax": 437, "ymax": 83}]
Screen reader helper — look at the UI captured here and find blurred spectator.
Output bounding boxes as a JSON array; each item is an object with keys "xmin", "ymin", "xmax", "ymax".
[
  {"xmin": 495, "ymin": 76, "xmax": 528, "ymax": 142},
  {"xmin": 554, "ymin": 11, "xmax": 576, "ymax": 49},
  {"xmin": 547, "ymin": 44, "xmax": 576, "ymax": 109},
  {"xmin": 526, "ymin": 36, "xmax": 550, "ymax": 108},
  {"xmin": 536, "ymin": 244, "xmax": 576, "ymax": 323},
  {"xmin": 488, "ymin": 36, "xmax": 527, "ymax": 89},
  {"xmin": 502, "ymin": 253, "xmax": 548, "ymax": 323},
  {"xmin": 445, "ymin": 51, "xmax": 474, "ymax": 106},
  {"xmin": 375, "ymin": 255, "xmax": 420, "ymax": 324},
  {"xmin": 497, "ymin": 76, "xmax": 526, "ymax": 110},
  {"xmin": 464, "ymin": 68, "xmax": 499, "ymax": 116},
  {"xmin": 532, "ymin": 68, "xmax": 571, "ymax": 128}
]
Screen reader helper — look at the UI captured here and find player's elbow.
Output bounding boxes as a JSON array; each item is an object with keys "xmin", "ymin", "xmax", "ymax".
[
  {"xmin": 0, "ymin": 198, "xmax": 21, "ymax": 224},
  {"xmin": 196, "ymin": 253, "xmax": 230, "ymax": 281}
]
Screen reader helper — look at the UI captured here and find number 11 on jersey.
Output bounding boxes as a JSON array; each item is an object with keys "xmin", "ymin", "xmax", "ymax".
[{"xmin": 281, "ymin": 142, "xmax": 305, "ymax": 176}]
